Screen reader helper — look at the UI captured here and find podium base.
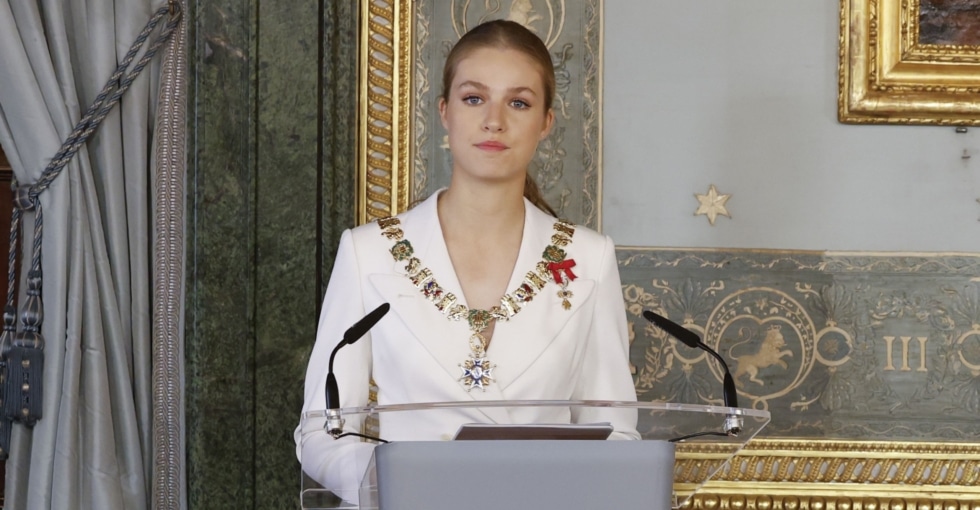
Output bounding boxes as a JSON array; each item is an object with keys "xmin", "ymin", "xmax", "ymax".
[{"xmin": 360, "ymin": 440, "xmax": 675, "ymax": 510}]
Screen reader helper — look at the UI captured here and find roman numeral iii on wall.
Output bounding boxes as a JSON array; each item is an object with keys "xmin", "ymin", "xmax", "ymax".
[{"xmin": 882, "ymin": 336, "xmax": 928, "ymax": 372}]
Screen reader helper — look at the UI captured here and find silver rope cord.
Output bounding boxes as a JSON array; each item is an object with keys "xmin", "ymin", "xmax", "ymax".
[{"xmin": 152, "ymin": 0, "xmax": 188, "ymax": 508}]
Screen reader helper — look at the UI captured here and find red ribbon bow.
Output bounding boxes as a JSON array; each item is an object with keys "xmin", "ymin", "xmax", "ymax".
[{"xmin": 547, "ymin": 259, "xmax": 577, "ymax": 285}]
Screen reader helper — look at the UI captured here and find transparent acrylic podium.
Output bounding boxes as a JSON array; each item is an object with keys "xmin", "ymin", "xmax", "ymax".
[{"xmin": 298, "ymin": 400, "xmax": 769, "ymax": 510}]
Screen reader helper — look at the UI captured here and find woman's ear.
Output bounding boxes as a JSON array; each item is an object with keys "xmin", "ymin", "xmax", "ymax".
[
  {"xmin": 438, "ymin": 97, "xmax": 449, "ymax": 130},
  {"xmin": 539, "ymin": 108, "xmax": 555, "ymax": 141}
]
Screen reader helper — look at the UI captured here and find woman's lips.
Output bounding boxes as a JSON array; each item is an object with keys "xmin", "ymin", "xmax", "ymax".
[{"xmin": 475, "ymin": 141, "xmax": 508, "ymax": 151}]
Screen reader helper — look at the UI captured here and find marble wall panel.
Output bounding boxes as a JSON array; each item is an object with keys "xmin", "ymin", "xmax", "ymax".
[
  {"xmin": 321, "ymin": 0, "xmax": 358, "ymax": 289},
  {"xmin": 186, "ymin": 0, "xmax": 257, "ymax": 507},
  {"xmin": 186, "ymin": 0, "xmax": 358, "ymax": 508},
  {"xmin": 252, "ymin": 0, "xmax": 321, "ymax": 507}
]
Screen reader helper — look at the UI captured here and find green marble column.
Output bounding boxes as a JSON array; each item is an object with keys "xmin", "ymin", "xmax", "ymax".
[{"xmin": 186, "ymin": 0, "xmax": 357, "ymax": 507}]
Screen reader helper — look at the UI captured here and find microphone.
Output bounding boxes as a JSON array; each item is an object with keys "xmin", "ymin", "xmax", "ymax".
[
  {"xmin": 325, "ymin": 303, "xmax": 390, "ymax": 436},
  {"xmin": 642, "ymin": 310, "xmax": 742, "ymax": 436},
  {"xmin": 343, "ymin": 302, "xmax": 392, "ymax": 345}
]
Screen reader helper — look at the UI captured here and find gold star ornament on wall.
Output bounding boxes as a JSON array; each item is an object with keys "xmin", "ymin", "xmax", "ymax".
[{"xmin": 694, "ymin": 184, "xmax": 731, "ymax": 226}]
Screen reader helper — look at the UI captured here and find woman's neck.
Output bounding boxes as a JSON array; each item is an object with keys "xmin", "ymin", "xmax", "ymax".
[
  {"xmin": 437, "ymin": 179, "xmax": 526, "ymax": 237},
  {"xmin": 437, "ymin": 178, "xmax": 527, "ymax": 320}
]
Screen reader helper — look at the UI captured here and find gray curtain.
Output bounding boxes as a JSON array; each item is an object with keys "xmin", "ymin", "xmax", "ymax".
[{"xmin": 0, "ymin": 0, "xmax": 179, "ymax": 507}]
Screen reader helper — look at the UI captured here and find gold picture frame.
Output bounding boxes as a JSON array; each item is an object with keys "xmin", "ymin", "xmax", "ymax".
[
  {"xmin": 839, "ymin": 0, "xmax": 980, "ymax": 125},
  {"xmin": 358, "ymin": 0, "xmax": 980, "ymax": 506}
]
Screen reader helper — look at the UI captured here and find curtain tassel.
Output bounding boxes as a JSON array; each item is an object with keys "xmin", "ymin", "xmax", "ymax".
[
  {"xmin": 3, "ymin": 273, "xmax": 43, "ymax": 427},
  {"xmin": 5, "ymin": 342, "xmax": 43, "ymax": 427},
  {"xmin": 0, "ymin": 305, "xmax": 15, "ymax": 458},
  {"xmin": 0, "ymin": 418, "xmax": 9, "ymax": 460}
]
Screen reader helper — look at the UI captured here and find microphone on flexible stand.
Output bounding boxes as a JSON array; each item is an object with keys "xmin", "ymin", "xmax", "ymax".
[
  {"xmin": 642, "ymin": 310, "xmax": 743, "ymax": 436},
  {"xmin": 325, "ymin": 303, "xmax": 391, "ymax": 437}
]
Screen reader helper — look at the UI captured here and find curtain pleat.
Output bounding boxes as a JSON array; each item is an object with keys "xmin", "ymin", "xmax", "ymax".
[{"xmin": 0, "ymin": 0, "xmax": 164, "ymax": 508}]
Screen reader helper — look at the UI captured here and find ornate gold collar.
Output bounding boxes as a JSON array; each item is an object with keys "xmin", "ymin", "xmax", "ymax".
[{"xmin": 377, "ymin": 215, "xmax": 578, "ymax": 390}]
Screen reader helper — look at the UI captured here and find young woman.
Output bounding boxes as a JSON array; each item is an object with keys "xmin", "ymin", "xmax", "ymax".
[{"xmin": 297, "ymin": 19, "xmax": 637, "ymax": 501}]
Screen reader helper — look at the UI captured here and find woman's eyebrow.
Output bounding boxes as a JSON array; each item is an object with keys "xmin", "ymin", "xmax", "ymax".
[{"xmin": 456, "ymin": 81, "xmax": 538, "ymax": 96}]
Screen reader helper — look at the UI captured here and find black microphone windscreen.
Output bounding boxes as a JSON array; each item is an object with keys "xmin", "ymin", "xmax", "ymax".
[
  {"xmin": 343, "ymin": 302, "xmax": 391, "ymax": 344},
  {"xmin": 642, "ymin": 310, "xmax": 701, "ymax": 348},
  {"xmin": 326, "ymin": 372, "xmax": 340, "ymax": 410},
  {"xmin": 723, "ymin": 372, "xmax": 739, "ymax": 409}
]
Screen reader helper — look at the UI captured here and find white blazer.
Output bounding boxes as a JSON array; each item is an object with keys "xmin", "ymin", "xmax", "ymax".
[{"xmin": 296, "ymin": 191, "xmax": 637, "ymax": 499}]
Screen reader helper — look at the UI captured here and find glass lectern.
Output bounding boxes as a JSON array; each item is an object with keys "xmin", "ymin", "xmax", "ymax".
[{"xmin": 298, "ymin": 400, "xmax": 769, "ymax": 510}]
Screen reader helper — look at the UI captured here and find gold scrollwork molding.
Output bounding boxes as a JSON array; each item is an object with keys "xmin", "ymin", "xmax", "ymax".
[
  {"xmin": 358, "ymin": 0, "xmax": 413, "ymax": 224},
  {"xmin": 677, "ymin": 439, "xmax": 980, "ymax": 508},
  {"xmin": 839, "ymin": 0, "xmax": 980, "ymax": 125},
  {"xmin": 683, "ymin": 494, "xmax": 980, "ymax": 510}
]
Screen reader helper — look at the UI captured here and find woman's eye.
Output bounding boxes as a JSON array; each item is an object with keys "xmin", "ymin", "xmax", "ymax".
[
  {"xmin": 511, "ymin": 99, "xmax": 530, "ymax": 109},
  {"xmin": 463, "ymin": 95, "xmax": 482, "ymax": 105}
]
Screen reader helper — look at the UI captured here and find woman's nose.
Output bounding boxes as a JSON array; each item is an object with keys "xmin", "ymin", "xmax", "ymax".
[{"xmin": 482, "ymin": 104, "xmax": 505, "ymax": 132}]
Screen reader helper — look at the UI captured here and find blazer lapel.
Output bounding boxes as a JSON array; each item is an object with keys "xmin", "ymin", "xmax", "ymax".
[
  {"xmin": 488, "ymin": 202, "xmax": 596, "ymax": 392},
  {"xmin": 369, "ymin": 194, "xmax": 510, "ymax": 423}
]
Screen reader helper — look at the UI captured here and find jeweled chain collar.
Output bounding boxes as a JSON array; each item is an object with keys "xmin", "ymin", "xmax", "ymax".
[{"xmin": 377, "ymin": 215, "xmax": 578, "ymax": 391}]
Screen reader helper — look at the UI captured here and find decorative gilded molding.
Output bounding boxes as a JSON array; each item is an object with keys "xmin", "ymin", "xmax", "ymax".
[
  {"xmin": 683, "ymin": 439, "xmax": 980, "ymax": 484},
  {"xmin": 677, "ymin": 439, "xmax": 980, "ymax": 508},
  {"xmin": 683, "ymin": 494, "xmax": 980, "ymax": 510},
  {"xmin": 357, "ymin": 0, "xmax": 413, "ymax": 224},
  {"xmin": 839, "ymin": 0, "xmax": 980, "ymax": 125}
]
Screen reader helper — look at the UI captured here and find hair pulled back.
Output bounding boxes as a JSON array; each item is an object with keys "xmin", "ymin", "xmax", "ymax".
[{"xmin": 442, "ymin": 19, "xmax": 558, "ymax": 217}]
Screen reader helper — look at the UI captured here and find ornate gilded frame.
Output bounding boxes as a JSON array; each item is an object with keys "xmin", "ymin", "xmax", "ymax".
[
  {"xmin": 357, "ymin": 0, "xmax": 980, "ymax": 506},
  {"xmin": 839, "ymin": 0, "xmax": 980, "ymax": 126},
  {"xmin": 357, "ymin": 0, "xmax": 413, "ymax": 224}
]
